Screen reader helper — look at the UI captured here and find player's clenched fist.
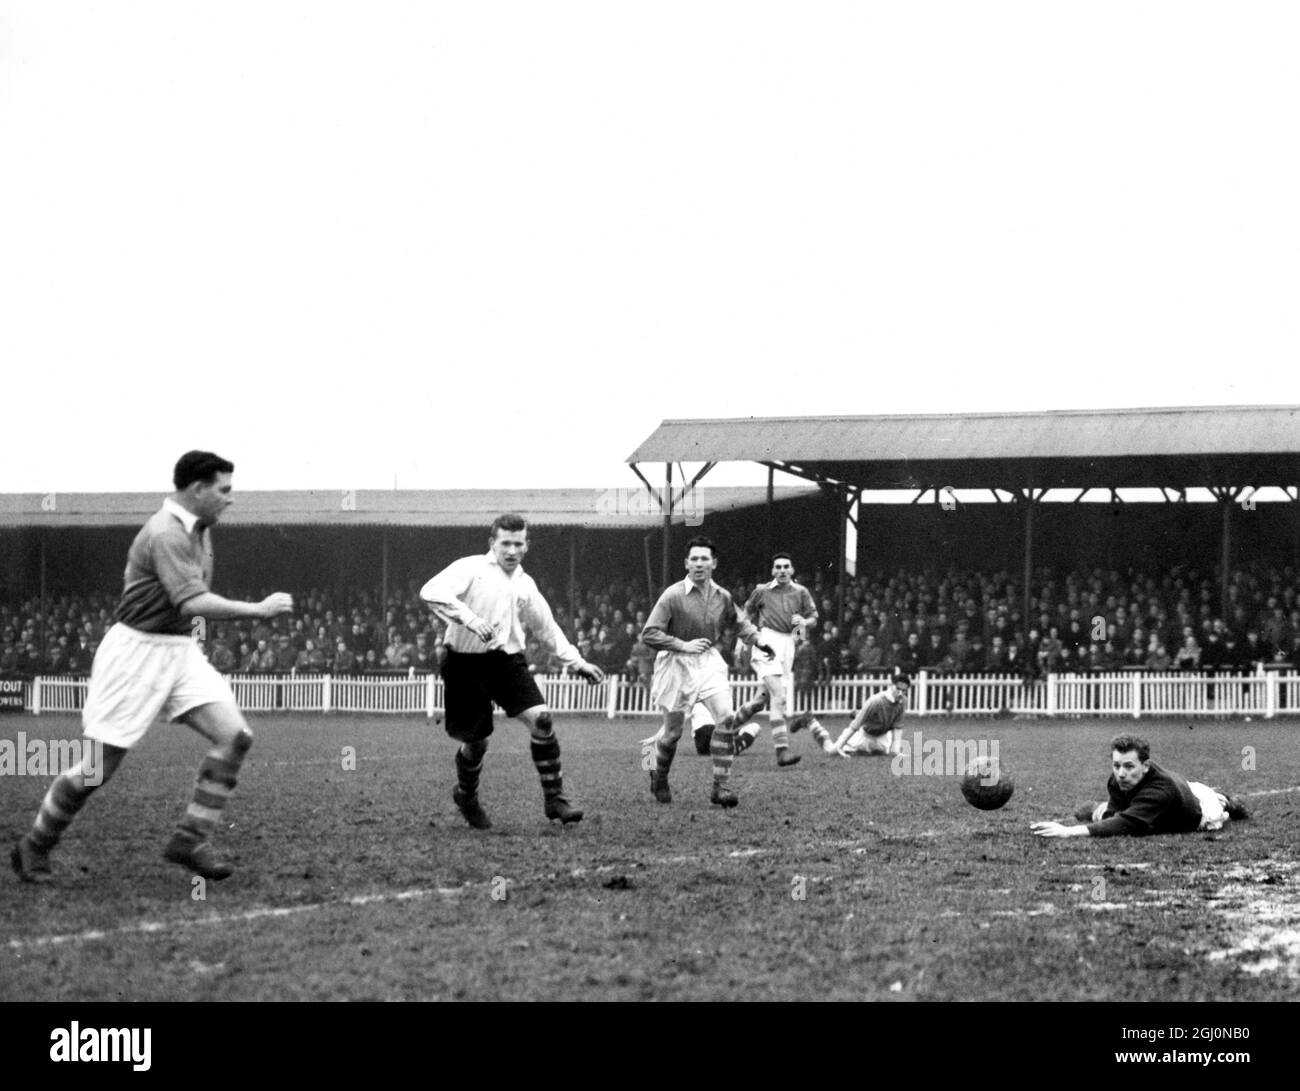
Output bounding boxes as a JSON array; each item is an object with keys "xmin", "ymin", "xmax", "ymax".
[
  {"xmin": 259, "ymin": 593, "xmax": 295, "ymax": 617},
  {"xmin": 465, "ymin": 617, "xmax": 496, "ymax": 643}
]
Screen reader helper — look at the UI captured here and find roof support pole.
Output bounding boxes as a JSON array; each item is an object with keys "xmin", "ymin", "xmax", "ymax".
[
  {"xmin": 661, "ymin": 461, "xmax": 672, "ymax": 591},
  {"xmin": 846, "ymin": 489, "xmax": 860, "ymax": 578},
  {"xmin": 1221, "ymin": 493, "xmax": 1232, "ymax": 618},
  {"xmin": 1022, "ymin": 492, "xmax": 1034, "ymax": 643},
  {"xmin": 837, "ymin": 487, "xmax": 850, "ymax": 632},
  {"xmin": 39, "ymin": 530, "xmax": 47, "ymax": 662},
  {"xmin": 380, "ymin": 528, "xmax": 390, "ymax": 616},
  {"xmin": 568, "ymin": 527, "xmax": 577, "ymax": 622},
  {"xmin": 765, "ymin": 464, "xmax": 775, "ymax": 562}
]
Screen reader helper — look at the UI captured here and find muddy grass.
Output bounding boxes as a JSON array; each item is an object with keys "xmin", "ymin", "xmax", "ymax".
[{"xmin": 2, "ymin": 713, "xmax": 1297, "ymax": 1002}]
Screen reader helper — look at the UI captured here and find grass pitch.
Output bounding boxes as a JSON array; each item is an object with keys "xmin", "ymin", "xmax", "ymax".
[{"xmin": 2, "ymin": 711, "xmax": 1297, "ymax": 1002}]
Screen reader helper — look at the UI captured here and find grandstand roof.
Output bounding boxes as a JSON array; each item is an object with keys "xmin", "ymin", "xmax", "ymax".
[
  {"xmin": 0, "ymin": 486, "xmax": 817, "ymax": 529},
  {"xmin": 627, "ymin": 405, "xmax": 1300, "ymax": 491}
]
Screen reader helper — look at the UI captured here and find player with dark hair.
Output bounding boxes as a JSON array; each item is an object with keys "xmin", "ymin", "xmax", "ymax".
[
  {"xmin": 1031, "ymin": 733, "xmax": 1251, "ymax": 838},
  {"xmin": 734, "ymin": 551, "xmax": 817, "ymax": 766},
  {"xmin": 420, "ymin": 513, "xmax": 604, "ymax": 829},
  {"xmin": 802, "ymin": 667, "xmax": 912, "ymax": 757},
  {"xmin": 641, "ymin": 536, "xmax": 773, "ymax": 808},
  {"xmin": 11, "ymin": 451, "xmax": 295, "ymax": 883}
]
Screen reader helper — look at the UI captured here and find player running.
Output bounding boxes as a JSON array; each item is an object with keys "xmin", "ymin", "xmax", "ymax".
[
  {"xmin": 642, "ymin": 536, "xmax": 774, "ymax": 808},
  {"xmin": 420, "ymin": 513, "xmax": 604, "ymax": 829},
  {"xmin": 11, "ymin": 451, "xmax": 295, "ymax": 883},
  {"xmin": 803, "ymin": 667, "xmax": 912, "ymax": 757},
  {"xmin": 734, "ymin": 552, "xmax": 817, "ymax": 767}
]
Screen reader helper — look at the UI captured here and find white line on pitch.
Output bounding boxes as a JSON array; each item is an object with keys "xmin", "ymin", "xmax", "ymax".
[
  {"xmin": 5, "ymin": 886, "xmax": 470, "ymax": 952},
  {"xmin": 6, "ymin": 836, "xmax": 879, "ymax": 953}
]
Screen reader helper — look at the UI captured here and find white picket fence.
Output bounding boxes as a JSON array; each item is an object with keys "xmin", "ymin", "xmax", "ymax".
[{"xmin": 13, "ymin": 669, "xmax": 1300, "ymax": 719}]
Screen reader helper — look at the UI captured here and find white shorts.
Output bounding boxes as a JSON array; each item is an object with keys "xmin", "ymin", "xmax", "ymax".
[
  {"xmin": 1190, "ymin": 782, "xmax": 1229, "ymax": 831},
  {"xmin": 82, "ymin": 623, "xmax": 235, "ymax": 750},
  {"xmin": 690, "ymin": 702, "xmax": 715, "ymax": 732},
  {"xmin": 751, "ymin": 629, "xmax": 796, "ymax": 706},
  {"xmin": 841, "ymin": 728, "xmax": 895, "ymax": 756},
  {"xmin": 751, "ymin": 630, "xmax": 795, "ymax": 679},
  {"xmin": 1089, "ymin": 783, "xmax": 1230, "ymax": 831},
  {"xmin": 651, "ymin": 648, "xmax": 731, "ymax": 715}
]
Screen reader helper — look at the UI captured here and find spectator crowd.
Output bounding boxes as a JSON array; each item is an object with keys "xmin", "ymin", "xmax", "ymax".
[{"xmin": 4, "ymin": 562, "xmax": 1300, "ymax": 685}]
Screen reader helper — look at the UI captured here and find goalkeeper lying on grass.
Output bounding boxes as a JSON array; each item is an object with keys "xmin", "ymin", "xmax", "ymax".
[{"xmin": 1031, "ymin": 733, "xmax": 1250, "ymax": 838}]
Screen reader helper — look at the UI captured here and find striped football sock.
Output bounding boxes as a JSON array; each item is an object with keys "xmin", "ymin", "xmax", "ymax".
[
  {"xmin": 28, "ymin": 773, "xmax": 95, "ymax": 852},
  {"xmin": 770, "ymin": 715, "xmax": 789, "ymax": 752},
  {"xmin": 175, "ymin": 749, "xmax": 243, "ymax": 844},
  {"xmin": 456, "ymin": 745, "xmax": 485, "ymax": 797},
  {"xmin": 530, "ymin": 735, "xmax": 564, "ymax": 801},
  {"xmin": 710, "ymin": 716, "xmax": 736, "ymax": 784},
  {"xmin": 807, "ymin": 718, "xmax": 830, "ymax": 745},
  {"xmin": 655, "ymin": 735, "xmax": 678, "ymax": 778},
  {"xmin": 734, "ymin": 694, "xmax": 766, "ymax": 726}
]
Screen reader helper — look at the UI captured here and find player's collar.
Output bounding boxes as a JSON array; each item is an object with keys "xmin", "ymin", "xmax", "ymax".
[
  {"xmin": 485, "ymin": 550, "xmax": 523, "ymax": 574},
  {"xmin": 683, "ymin": 577, "xmax": 716, "ymax": 596},
  {"xmin": 163, "ymin": 497, "xmax": 200, "ymax": 535}
]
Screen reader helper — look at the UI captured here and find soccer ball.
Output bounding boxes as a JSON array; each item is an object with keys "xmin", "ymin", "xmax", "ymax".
[{"xmin": 960, "ymin": 756, "xmax": 1014, "ymax": 811}]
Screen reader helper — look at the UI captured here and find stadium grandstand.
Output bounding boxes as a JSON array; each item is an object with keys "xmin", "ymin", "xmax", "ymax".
[{"xmin": 4, "ymin": 406, "xmax": 1300, "ymax": 719}]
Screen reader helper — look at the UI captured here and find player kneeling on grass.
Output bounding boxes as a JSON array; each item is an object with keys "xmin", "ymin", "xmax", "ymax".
[
  {"xmin": 1031, "ymin": 733, "xmax": 1250, "ymax": 839},
  {"xmin": 11, "ymin": 451, "xmax": 294, "ymax": 884},
  {"xmin": 802, "ymin": 669, "xmax": 911, "ymax": 758}
]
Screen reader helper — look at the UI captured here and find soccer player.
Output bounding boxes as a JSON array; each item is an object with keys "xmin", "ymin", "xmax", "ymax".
[
  {"xmin": 804, "ymin": 668, "xmax": 911, "ymax": 757},
  {"xmin": 11, "ymin": 451, "xmax": 295, "ymax": 883},
  {"xmin": 642, "ymin": 536, "xmax": 774, "ymax": 808},
  {"xmin": 1031, "ymin": 734, "xmax": 1251, "ymax": 838},
  {"xmin": 733, "ymin": 552, "xmax": 817, "ymax": 767},
  {"xmin": 420, "ymin": 514, "xmax": 604, "ymax": 829}
]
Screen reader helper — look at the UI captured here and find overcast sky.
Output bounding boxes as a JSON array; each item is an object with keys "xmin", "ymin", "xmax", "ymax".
[{"xmin": 2, "ymin": 2, "xmax": 1297, "ymax": 494}]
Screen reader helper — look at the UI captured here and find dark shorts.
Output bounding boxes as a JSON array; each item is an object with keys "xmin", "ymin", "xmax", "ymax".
[{"xmin": 441, "ymin": 649, "xmax": 545, "ymax": 742}]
